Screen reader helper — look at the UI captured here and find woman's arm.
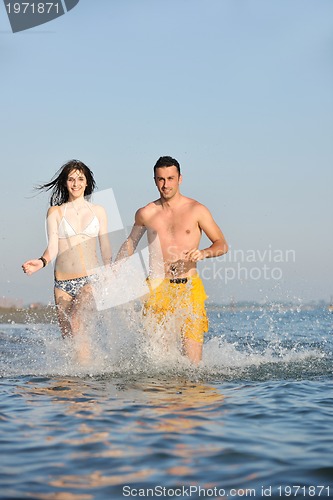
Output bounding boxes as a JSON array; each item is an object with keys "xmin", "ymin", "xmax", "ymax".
[
  {"xmin": 97, "ymin": 206, "xmax": 112, "ymax": 266},
  {"xmin": 22, "ymin": 206, "xmax": 60, "ymax": 275}
]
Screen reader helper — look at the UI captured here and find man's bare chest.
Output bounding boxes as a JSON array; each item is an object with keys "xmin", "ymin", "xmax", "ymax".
[{"xmin": 148, "ymin": 211, "xmax": 199, "ymax": 239}]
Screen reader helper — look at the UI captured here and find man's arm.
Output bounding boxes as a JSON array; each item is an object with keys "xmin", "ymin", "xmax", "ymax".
[
  {"xmin": 115, "ymin": 208, "xmax": 147, "ymax": 261},
  {"xmin": 186, "ymin": 205, "xmax": 228, "ymax": 262}
]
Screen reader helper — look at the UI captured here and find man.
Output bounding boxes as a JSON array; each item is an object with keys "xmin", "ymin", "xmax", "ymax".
[{"xmin": 117, "ymin": 156, "xmax": 228, "ymax": 363}]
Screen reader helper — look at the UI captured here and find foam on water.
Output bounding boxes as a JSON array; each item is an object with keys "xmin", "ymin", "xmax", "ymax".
[{"xmin": 0, "ymin": 300, "xmax": 329, "ymax": 381}]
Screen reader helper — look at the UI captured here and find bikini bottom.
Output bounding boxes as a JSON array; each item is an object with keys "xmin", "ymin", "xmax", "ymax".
[{"xmin": 54, "ymin": 275, "xmax": 98, "ymax": 298}]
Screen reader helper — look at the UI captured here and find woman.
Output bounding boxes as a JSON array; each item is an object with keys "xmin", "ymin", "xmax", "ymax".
[{"xmin": 22, "ymin": 159, "xmax": 112, "ymax": 339}]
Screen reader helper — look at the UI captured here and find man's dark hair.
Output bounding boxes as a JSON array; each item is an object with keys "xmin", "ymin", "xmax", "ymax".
[{"xmin": 153, "ymin": 156, "xmax": 181, "ymax": 176}]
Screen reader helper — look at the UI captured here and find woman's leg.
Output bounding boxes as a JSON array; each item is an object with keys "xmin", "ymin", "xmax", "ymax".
[
  {"xmin": 54, "ymin": 287, "xmax": 74, "ymax": 337},
  {"xmin": 70, "ymin": 283, "xmax": 96, "ymax": 334},
  {"xmin": 70, "ymin": 284, "xmax": 96, "ymax": 364},
  {"xmin": 54, "ymin": 280, "xmax": 96, "ymax": 364}
]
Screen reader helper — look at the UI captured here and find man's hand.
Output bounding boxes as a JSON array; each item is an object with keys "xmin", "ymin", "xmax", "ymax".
[{"xmin": 184, "ymin": 248, "xmax": 206, "ymax": 262}]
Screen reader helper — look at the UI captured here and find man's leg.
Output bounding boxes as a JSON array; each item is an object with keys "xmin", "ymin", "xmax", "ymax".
[
  {"xmin": 183, "ymin": 337, "xmax": 203, "ymax": 364},
  {"xmin": 181, "ymin": 276, "xmax": 208, "ymax": 364}
]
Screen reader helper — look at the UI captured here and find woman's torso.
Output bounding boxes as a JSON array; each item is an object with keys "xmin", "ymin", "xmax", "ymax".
[{"xmin": 54, "ymin": 202, "xmax": 101, "ymax": 280}]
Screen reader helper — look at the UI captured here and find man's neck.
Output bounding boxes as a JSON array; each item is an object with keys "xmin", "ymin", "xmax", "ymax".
[{"xmin": 160, "ymin": 192, "xmax": 182, "ymax": 208}]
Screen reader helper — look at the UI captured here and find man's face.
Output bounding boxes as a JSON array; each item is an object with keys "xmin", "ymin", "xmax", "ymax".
[{"xmin": 154, "ymin": 166, "xmax": 182, "ymax": 200}]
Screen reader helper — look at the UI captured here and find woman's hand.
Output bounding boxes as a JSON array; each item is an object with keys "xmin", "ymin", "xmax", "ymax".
[{"xmin": 22, "ymin": 259, "xmax": 44, "ymax": 275}]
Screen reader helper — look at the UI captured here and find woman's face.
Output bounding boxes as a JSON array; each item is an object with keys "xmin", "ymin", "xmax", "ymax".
[{"xmin": 66, "ymin": 169, "xmax": 87, "ymax": 200}]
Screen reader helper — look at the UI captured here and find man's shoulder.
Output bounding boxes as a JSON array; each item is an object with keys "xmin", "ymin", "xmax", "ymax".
[
  {"xmin": 137, "ymin": 199, "xmax": 160, "ymax": 215},
  {"xmin": 181, "ymin": 197, "xmax": 213, "ymax": 223},
  {"xmin": 182, "ymin": 196, "xmax": 207, "ymax": 211},
  {"xmin": 135, "ymin": 200, "xmax": 160, "ymax": 224}
]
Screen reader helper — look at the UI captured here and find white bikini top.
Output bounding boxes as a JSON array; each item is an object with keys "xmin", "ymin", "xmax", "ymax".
[{"xmin": 58, "ymin": 203, "xmax": 100, "ymax": 239}]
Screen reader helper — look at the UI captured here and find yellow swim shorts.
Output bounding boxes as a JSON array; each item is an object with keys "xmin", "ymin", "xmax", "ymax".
[{"xmin": 144, "ymin": 274, "xmax": 208, "ymax": 343}]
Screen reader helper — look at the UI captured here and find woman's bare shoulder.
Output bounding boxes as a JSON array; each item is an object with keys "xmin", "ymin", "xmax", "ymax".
[
  {"xmin": 90, "ymin": 203, "xmax": 107, "ymax": 217},
  {"xmin": 47, "ymin": 205, "xmax": 63, "ymax": 218}
]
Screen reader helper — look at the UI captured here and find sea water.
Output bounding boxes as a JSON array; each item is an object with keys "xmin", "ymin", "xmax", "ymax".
[{"xmin": 0, "ymin": 304, "xmax": 332, "ymax": 499}]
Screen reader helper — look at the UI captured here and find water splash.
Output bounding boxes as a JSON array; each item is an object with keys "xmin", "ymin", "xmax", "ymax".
[{"xmin": 0, "ymin": 304, "xmax": 330, "ymax": 381}]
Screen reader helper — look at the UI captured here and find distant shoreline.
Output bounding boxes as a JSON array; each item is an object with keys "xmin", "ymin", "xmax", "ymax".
[
  {"xmin": 0, "ymin": 301, "xmax": 328, "ymax": 325},
  {"xmin": 0, "ymin": 306, "xmax": 58, "ymax": 325}
]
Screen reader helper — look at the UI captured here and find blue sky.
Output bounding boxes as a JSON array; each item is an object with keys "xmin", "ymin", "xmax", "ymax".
[{"xmin": 1, "ymin": 0, "xmax": 332, "ymax": 305}]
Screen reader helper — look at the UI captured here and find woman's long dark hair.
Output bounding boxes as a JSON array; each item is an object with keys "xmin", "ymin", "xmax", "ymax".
[{"xmin": 38, "ymin": 160, "xmax": 96, "ymax": 206}]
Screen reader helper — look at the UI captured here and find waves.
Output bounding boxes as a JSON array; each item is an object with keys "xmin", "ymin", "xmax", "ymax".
[
  {"xmin": 1, "ymin": 307, "xmax": 332, "ymax": 499},
  {"xmin": 0, "ymin": 307, "xmax": 331, "ymax": 381}
]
